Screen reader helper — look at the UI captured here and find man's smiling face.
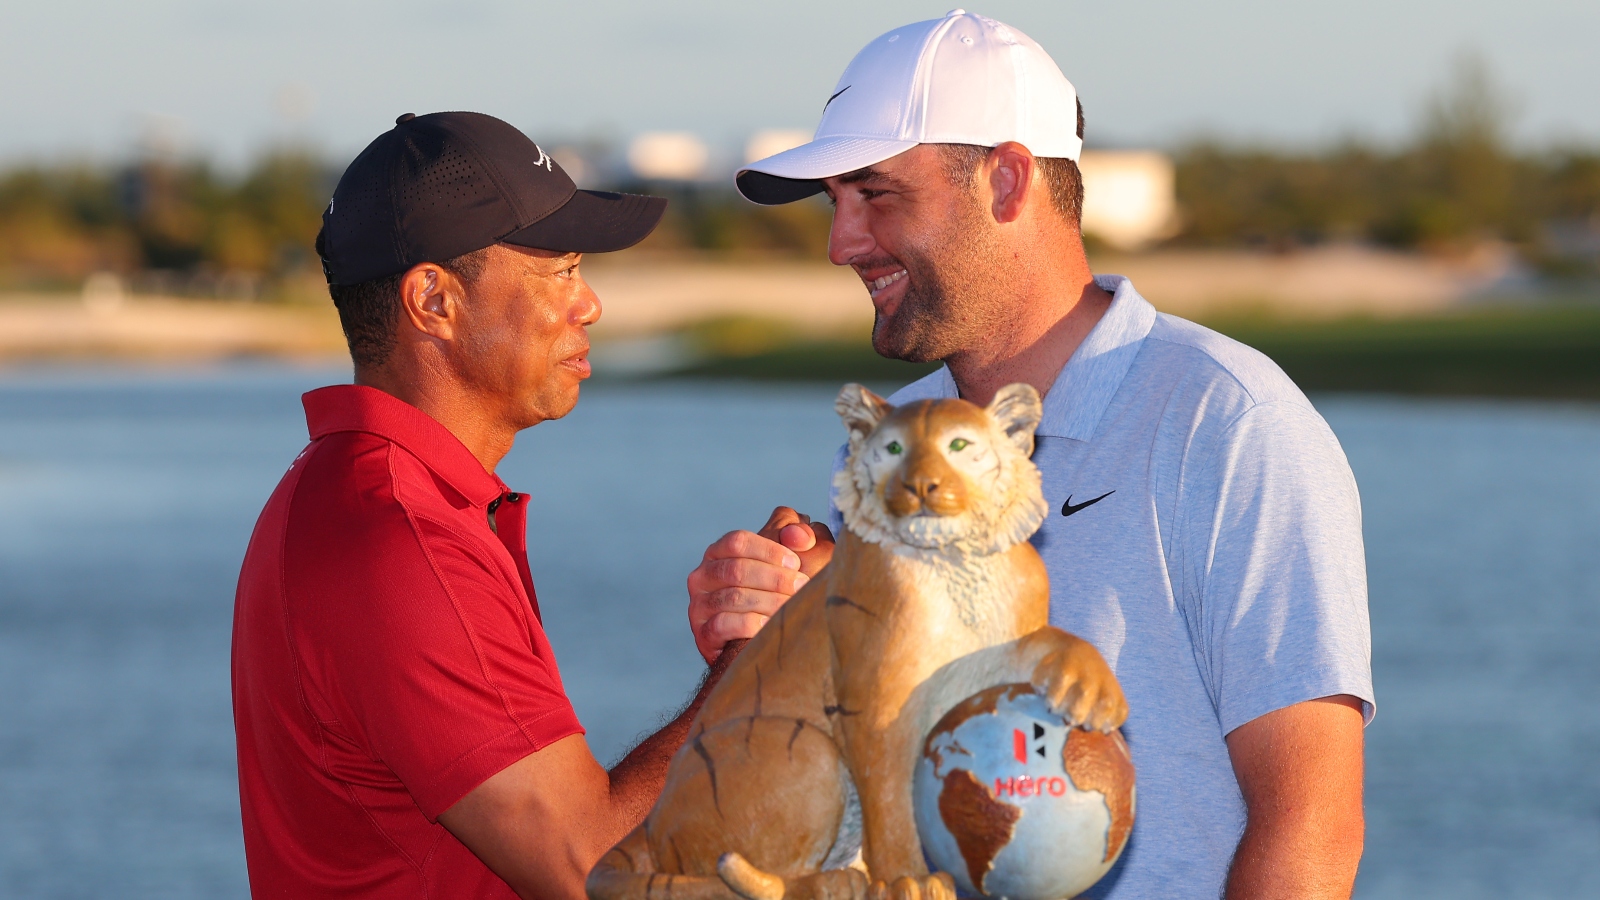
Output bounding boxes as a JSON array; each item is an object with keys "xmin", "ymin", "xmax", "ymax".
[{"xmin": 822, "ymin": 144, "xmax": 1008, "ymax": 364}]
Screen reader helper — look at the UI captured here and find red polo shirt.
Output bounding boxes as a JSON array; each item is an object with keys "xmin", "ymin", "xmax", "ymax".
[{"xmin": 232, "ymin": 384, "xmax": 584, "ymax": 898}]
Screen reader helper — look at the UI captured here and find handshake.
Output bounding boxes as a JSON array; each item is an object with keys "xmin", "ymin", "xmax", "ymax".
[{"xmin": 687, "ymin": 506, "xmax": 837, "ymax": 664}]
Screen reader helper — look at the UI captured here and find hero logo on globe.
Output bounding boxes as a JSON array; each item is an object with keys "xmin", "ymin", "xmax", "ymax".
[
  {"xmin": 1013, "ymin": 723, "xmax": 1047, "ymax": 763},
  {"xmin": 992, "ymin": 773, "xmax": 1073, "ymax": 799}
]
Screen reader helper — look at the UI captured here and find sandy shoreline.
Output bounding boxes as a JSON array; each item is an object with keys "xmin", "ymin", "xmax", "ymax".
[
  {"xmin": 583, "ymin": 244, "xmax": 1518, "ymax": 336},
  {"xmin": 0, "ymin": 296, "xmax": 347, "ymax": 363},
  {"xmin": 0, "ymin": 246, "xmax": 1530, "ymax": 362}
]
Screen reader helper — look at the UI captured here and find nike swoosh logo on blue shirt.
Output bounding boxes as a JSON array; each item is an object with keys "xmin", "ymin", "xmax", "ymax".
[{"xmin": 1061, "ymin": 490, "xmax": 1115, "ymax": 517}]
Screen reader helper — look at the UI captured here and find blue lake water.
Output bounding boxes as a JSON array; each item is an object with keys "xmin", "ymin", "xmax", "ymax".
[{"xmin": 0, "ymin": 366, "xmax": 1595, "ymax": 899}]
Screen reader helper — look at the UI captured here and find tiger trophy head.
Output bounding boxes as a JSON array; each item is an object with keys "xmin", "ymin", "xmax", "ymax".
[{"xmin": 832, "ymin": 383, "xmax": 1049, "ymax": 558}]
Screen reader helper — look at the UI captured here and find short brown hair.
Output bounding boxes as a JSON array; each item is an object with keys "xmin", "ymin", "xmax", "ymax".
[
  {"xmin": 328, "ymin": 247, "xmax": 492, "ymax": 369},
  {"xmin": 935, "ymin": 98, "xmax": 1086, "ymax": 225}
]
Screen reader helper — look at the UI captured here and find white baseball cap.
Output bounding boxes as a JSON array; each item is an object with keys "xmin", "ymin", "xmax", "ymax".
[{"xmin": 736, "ymin": 9, "xmax": 1082, "ymax": 205}]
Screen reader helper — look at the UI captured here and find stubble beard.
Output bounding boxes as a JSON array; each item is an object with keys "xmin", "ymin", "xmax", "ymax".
[{"xmin": 869, "ymin": 200, "xmax": 1009, "ymax": 365}]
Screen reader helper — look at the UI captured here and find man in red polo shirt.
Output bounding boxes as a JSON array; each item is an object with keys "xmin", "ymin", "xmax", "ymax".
[{"xmin": 232, "ymin": 112, "xmax": 824, "ymax": 900}]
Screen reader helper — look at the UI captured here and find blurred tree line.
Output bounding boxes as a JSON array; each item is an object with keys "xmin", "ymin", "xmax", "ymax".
[
  {"xmin": 625, "ymin": 187, "xmax": 835, "ymax": 258},
  {"xmin": 1, "ymin": 56, "xmax": 1595, "ymax": 296},
  {"xmin": 1173, "ymin": 55, "xmax": 1600, "ymax": 274},
  {"xmin": 0, "ymin": 147, "xmax": 841, "ymax": 296},
  {"xmin": 0, "ymin": 152, "xmax": 331, "ymax": 296}
]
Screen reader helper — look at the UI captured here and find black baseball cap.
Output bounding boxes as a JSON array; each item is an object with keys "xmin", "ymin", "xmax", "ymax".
[{"xmin": 316, "ymin": 111, "xmax": 666, "ymax": 286}]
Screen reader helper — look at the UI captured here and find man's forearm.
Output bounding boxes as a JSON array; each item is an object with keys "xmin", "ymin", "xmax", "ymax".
[
  {"xmin": 1225, "ymin": 814, "xmax": 1363, "ymax": 899},
  {"xmin": 604, "ymin": 640, "xmax": 746, "ymax": 828},
  {"xmin": 438, "ymin": 645, "xmax": 747, "ymax": 900}
]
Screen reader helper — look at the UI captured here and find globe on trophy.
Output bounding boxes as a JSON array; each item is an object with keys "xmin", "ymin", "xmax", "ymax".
[{"xmin": 914, "ymin": 684, "xmax": 1136, "ymax": 900}]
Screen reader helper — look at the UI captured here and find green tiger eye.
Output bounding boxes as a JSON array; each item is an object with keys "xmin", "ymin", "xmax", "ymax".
[
  {"xmin": 949, "ymin": 438, "xmax": 970, "ymax": 452},
  {"xmin": 886, "ymin": 441, "xmax": 903, "ymax": 455}
]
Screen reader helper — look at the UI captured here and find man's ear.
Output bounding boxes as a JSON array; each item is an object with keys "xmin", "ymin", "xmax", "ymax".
[
  {"xmin": 986, "ymin": 383, "xmax": 1043, "ymax": 456},
  {"xmin": 836, "ymin": 383, "xmax": 893, "ymax": 447},
  {"xmin": 985, "ymin": 141, "xmax": 1038, "ymax": 225},
  {"xmin": 396, "ymin": 263, "xmax": 464, "ymax": 341}
]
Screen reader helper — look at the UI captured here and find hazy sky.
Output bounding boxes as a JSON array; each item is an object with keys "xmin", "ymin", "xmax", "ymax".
[{"xmin": 3, "ymin": 0, "xmax": 1597, "ymax": 167}]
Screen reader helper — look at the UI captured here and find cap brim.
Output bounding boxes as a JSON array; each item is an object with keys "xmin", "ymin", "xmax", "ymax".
[
  {"xmin": 736, "ymin": 137, "xmax": 918, "ymax": 205},
  {"xmin": 503, "ymin": 190, "xmax": 667, "ymax": 253}
]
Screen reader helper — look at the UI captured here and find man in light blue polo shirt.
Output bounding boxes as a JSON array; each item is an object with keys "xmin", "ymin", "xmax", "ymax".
[{"xmin": 686, "ymin": 11, "xmax": 1372, "ymax": 899}]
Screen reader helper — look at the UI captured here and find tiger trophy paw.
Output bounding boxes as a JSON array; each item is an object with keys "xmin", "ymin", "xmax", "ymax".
[
  {"xmin": 1030, "ymin": 641, "xmax": 1128, "ymax": 733},
  {"xmin": 867, "ymin": 872, "xmax": 956, "ymax": 900}
]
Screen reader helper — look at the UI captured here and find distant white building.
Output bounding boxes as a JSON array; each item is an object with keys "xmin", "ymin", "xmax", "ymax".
[
  {"xmin": 1078, "ymin": 150, "xmax": 1178, "ymax": 251},
  {"xmin": 745, "ymin": 129, "xmax": 812, "ymax": 164},
  {"xmin": 627, "ymin": 132, "xmax": 710, "ymax": 181}
]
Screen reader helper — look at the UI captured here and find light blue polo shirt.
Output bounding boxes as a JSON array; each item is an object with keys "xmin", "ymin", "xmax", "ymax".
[{"xmin": 828, "ymin": 275, "xmax": 1374, "ymax": 899}]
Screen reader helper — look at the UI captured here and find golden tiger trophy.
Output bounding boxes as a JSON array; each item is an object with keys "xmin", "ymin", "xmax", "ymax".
[{"xmin": 587, "ymin": 384, "xmax": 1134, "ymax": 900}]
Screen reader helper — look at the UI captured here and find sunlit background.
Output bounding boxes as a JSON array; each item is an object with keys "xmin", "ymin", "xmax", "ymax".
[{"xmin": 0, "ymin": 2, "xmax": 1597, "ymax": 898}]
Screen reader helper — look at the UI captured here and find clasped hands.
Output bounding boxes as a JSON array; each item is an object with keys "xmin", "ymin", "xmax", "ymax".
[{"xmin": 686, "ymin": 506, "xmax": 835, "ymax": 664}]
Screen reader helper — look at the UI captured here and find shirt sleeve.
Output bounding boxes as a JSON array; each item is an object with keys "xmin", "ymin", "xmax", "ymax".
[
  {"xmin": 301, "ymin": 514, "xmax": 584, "ymax": 821},
  {"xmin": 1177, "ymin": 400, "xmax": 1375, "ymax": 734}
]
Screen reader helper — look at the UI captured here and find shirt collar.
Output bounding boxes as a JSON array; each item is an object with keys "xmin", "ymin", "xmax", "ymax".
[
  {"xmin": 1037, "ymin": 275, "xmax": 1157, "ymax": 440},
  {"xmin": 302, "ymin": 385, "xmax": 506, "ymax": 508},
  {"xmin": 885, "ymin": 275, "xmax": 1157, "ymax": 442}
]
